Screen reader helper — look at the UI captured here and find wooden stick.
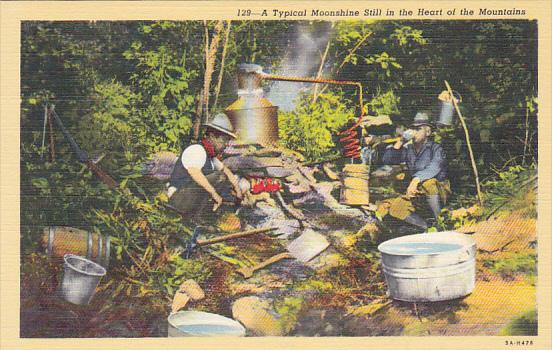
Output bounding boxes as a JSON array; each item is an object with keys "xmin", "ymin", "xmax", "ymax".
[
  {"xmin": 444, "ymin": 80, "xmax": 483, "ymax": 205},
  {"xmin": 523, "ymin": 106, "xmax": 530, "ymax": 163},
  {"xmin": 197, "ymin": 226, "xmax": 277, "ymax": 246},
  {"xmin": 47, "ymin": 108, "xmax": 56, "ymax": 162},
  {"xmin": 237, "ymin": 252, "xmax": 293, "ymax": 279}
]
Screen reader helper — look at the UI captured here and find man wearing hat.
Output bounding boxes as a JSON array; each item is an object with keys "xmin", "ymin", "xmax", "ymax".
[
  {"xmin": 167, "ymin": 113, "xmax": 243, "ymax": 217},
  {"xmin": 375, "ymin": 111, "xmax": 450, "ymax": 229}
]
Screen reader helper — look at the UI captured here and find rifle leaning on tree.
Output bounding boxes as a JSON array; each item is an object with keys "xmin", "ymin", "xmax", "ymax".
[{"xmin": 47, "ymin": 105, "xmax": 119, "ymax": 189}]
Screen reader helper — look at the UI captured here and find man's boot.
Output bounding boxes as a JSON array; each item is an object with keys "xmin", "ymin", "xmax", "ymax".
[
  {"xmin": 403, "ymin": 213, "xmax": 428, "ymax": 230},
  {"xmin": 426, "ymin": 195, "xmax": 442, "ymax": 220}
]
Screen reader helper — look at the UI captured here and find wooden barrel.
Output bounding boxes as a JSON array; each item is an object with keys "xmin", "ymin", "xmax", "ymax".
[
  {"xmin": 340, "ymin": 164, "xmax": 370, "ymax": 206},
  {"xmin": 41, "ymin": 226, "xmax": 110, "ymax": 267}
]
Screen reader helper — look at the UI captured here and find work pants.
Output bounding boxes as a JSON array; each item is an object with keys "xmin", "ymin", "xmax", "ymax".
[
  {"xmin": 169, "ymin": 172, "xmax": 228, "ymax": 220},
  {"xmin": 375, "ymin": 178, "xmax": 451, "ymax": 220}
]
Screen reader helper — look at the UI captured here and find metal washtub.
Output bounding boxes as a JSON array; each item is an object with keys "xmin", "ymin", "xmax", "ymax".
[
  {"xmin": 378, "ymin": 232, "xmax": 476, "ymax": 302},
  {"xmin": 168, "ymin": 311, "xmax": 246, "ymax": 337}
]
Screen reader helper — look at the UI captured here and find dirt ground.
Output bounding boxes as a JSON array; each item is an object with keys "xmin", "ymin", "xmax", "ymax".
[{"xmin": 20, "ymin": 204, "xmax": 537, "ymax": 337}]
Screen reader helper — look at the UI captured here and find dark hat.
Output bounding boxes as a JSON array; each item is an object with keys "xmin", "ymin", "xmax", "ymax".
[{"xmin": 410, "ymin": 112, "xmax": 433, "ymax": 128}]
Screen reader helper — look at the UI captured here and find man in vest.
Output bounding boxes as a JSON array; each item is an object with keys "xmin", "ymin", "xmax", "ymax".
[
  {"xmin": 375, "ymin": 112, "xmax": 451, "ymax": 229},
  {"xmin": 167, "ymin": 113, "xmax": 243, "ymax": 218}
]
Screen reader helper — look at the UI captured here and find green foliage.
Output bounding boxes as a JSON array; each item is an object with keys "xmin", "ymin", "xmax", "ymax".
[
  {"xmin": 275, "ymin": 296, "xmax": 305, "ymax": 333},
  {"xmin": 499, "ymin": 309, "xmax": 538, "ymax": 336},
  {"xmin": 278, "ymin": 91, "xmax": 355, "ymax": 162},
  {"xmin": 481, "ymin": 165, "xmax": 537, "ymax": 217},
  {"xmin": 483, "ymin": 253, "xmax": 537, "ymax": 281}
]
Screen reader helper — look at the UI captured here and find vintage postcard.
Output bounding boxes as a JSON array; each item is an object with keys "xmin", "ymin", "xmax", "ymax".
[{"xmin": 1, "ymin": 1, "xmax": 551, "ymax": 349}]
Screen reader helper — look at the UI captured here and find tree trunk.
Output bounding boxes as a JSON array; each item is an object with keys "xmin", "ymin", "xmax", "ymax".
[
  {"xmin": 192, "ymin": 20, "xmax": 224, "ymax": 141},
  {"xmin": 212, "ymin": 21, "xmax": 232, "ymax": 113},
  {"xmin": 202, "ymin": 21, "xmax": 225, "ymax": 123},
  {"xmin": 312, "ymin": 35, "xmax": 332, "ymax": 104}
]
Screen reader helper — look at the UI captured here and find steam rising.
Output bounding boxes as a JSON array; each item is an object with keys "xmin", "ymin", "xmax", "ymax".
[{"xmin": 266, "ymin": 25, "xmax": 332, "ymax": 112}]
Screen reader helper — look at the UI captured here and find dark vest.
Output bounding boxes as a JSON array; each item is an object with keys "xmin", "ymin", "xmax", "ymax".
[{"xmin": 169, "ymin": 145, "xmax": 215, "ymax": 189}]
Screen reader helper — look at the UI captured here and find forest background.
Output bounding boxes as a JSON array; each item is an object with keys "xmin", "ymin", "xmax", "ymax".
[{"xmin": 20, "ymin": 20, "xmax": 537, "ymax": 304}]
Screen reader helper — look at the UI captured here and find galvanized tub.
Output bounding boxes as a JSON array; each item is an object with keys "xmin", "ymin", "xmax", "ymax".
[
  {"xmin": 60, "ymin": 254, "xmax": 106, "ymax": 305},
  {"xmin": 378, "ymin": 232, "xmax": 475, "ymax": 302},
  {"xmin": 168, "ymin": 311, "xmax": 246, "ymax": 337}
]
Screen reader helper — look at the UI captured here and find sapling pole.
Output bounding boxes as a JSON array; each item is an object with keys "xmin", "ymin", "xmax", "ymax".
[
  {"xmin": 444, "ymin": 80, "xmax": 483, "ymax": 205},
  {"xmin": 48, "ymin": 107, "xmax": 56, "ymax": 162},
  {"xmin": 312, "ymin": 24, "xmax": 334, "ymax": 104},
  {"xmin": 212, "ymin": 21, "xmax": 232, "ymax": 112}
]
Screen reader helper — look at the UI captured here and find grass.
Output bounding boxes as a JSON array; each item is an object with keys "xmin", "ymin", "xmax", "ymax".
[
  {"xmin": 499, "ymin": 309, "xmax": 538, "ymax": 336},
  {"xmin": 483, "ymin": 252, "xmax": 537, "ymax": 281}
]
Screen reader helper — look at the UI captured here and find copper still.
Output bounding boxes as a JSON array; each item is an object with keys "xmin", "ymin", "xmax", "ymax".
[{"xmin": 225, "ymin": 64, "xmax": 279, "ymax": 146}]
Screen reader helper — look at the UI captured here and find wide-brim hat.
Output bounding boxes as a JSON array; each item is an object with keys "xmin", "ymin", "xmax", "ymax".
[
  {"xmin": 410, "ymin": 112, "xmax": 433, "ymax": 128},
  {"xmin": 204, "ymin": 113, "xmax": 237, "ymax": 139}
]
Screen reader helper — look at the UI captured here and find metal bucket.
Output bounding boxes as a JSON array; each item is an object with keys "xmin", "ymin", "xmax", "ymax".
[
  {"xmin": 437, "ymin": 91, "xmax": 462, "ymax": 127},
  {"xmin": 168, "ymin": 311, "xmax": 246, "ymax": 337},
  {"xmin": 378, "ymin": 232, "xmax": 475, "ymax": 302},
  {"xmin": 60, "ymin": 254, "xmax": 106, "ymax": 305},
  {"xmin": 340, "ymin": 164, "xmax": 370, "ymax": 206}
]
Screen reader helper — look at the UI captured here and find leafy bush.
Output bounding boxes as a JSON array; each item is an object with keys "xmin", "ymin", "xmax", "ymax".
[{"xmin": 278, "ymin": 91, "xmax": 355, "ymax": 162}]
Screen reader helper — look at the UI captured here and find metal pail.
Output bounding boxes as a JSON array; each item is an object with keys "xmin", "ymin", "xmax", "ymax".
[
  {"xmin": 378, "ymin": 232, "xmax": 476, "ymax": 302},
  {"xmin": 60, "ymin": 254, "xmax": 106, "ymax": 305},
  {"xmin": 437, "ymin": 91, "xmax": 462, "ymax": 127},
  {"xmin": 168, "ymin": 311, "xmax": 246, "ymax": 337}
]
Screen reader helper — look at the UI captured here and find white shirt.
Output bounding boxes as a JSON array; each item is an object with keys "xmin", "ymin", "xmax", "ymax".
[
  {"xmin": 167, "ymin": 144, "xmax": 223, "ymax": 198},
  {"xmin": 181, "ymin": 144, "xmax": 224, "ymax": 171}
]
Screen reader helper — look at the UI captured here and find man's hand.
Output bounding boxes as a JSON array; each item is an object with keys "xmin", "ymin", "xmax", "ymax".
[
  {"xmin": 393, "ymin": 138, "xmax": 404, "ymax": 150},
  {"xmin": 211, "ymin": 191, "xmax": 223, "ymax": 212},
  {"xmin": 222, "ymin": 164, "xmax": 243, "ymax": 201},
  {"xmin": 406, "ymin": 178, "xmax": 421, "ymax": 198},
  {"xmin": 232, "ymin": 184, "xmax": 243, "ymax": 200}
]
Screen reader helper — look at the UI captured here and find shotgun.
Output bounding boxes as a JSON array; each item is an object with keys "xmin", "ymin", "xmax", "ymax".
[{"xmin": 48, "ymin": 105, "xmax": 118, "ymax": 189}]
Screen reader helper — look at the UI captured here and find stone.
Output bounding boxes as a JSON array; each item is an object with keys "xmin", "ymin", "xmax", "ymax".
[
  {"xmin": 245, "ymin": 148, "xmax": 283, "ymax": 158},
  {"xmin": 223, "ymin": 156, "xmax": 283, "ymax": 171},
  {"xmin": 293, "ymin": 191, "xmax": 324, "ymax": 207},
  {"xmin": 299, "ymin": 166, "xmax": 318, "ymax": 183},
  {"xmin": 287, "ymin": 181, "xmax": 311, "ymax": 194},
  {"xmin": 178, "ymin": 279, "xmax": 205, "ymax": 300},
  {"xmin": 322, "ymin": 162, "xmax": 340, "ymax": 181},
  {"xmin": 260, "ymin": 218, "xmax": 301, "ymax": 239},
  {"xmin": 171, "ymin": 292, "xmax": 190, "ymax": 313},
  {"xmin": 232, "ymin": 296, "xmax": 284, "ymax": 336},
  {"xmin": 266, "ymin": 166, "xmax": 294, "ymax": 178}
]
